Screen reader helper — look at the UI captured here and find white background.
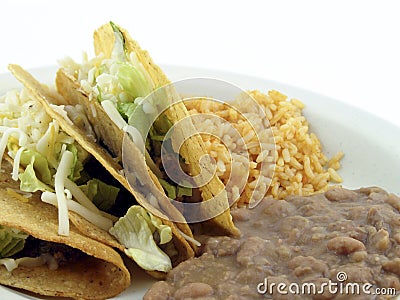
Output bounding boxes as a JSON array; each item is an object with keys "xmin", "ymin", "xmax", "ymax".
[{"xmin": 1, "ymin": 0, "xmax": 399, "ymax": 127}]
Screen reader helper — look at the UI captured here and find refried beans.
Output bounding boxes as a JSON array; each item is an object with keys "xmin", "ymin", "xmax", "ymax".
[{"xmin": 145, "ymin": 187, "xmax": 400, "ymax": 299}]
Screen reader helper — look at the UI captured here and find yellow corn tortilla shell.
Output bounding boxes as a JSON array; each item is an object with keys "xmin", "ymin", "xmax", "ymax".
[
  {"xmin": 62, "ymin": 22, "xmax": 239, "ymax": 236},
  {"xmin": 0, "ymin": 161, "xmax": 130, "ymax": 300},
  {"xmin": 55, "ymin": 61, "xmax": 195, "ymax": 241},
  {"xmin": 8, "ymin": 64, "xmax": 195, "ymax": 271}
]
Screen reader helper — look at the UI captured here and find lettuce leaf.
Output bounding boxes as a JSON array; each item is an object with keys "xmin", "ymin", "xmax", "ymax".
[
  {"xmin": 67, "ymin": 144, "xmax": 89, "ymax": 182},
  {"xmin": 159, "ymin": 179, "xmax": 176, "ymax": 200},
  {"xmin": 146, "ymin": 213, "xmax": 173, "ymax": 245},
  {"xmin": 0, "ymin": 225, "xmax": 28, "ymax": 258},
  {"xmin": 79, "ymin": 179, "xmax": 119, "ymax": 211},
  {"xmin": 109, "ymin": 206, "xmax": 172, "ymax": 272},
  {"xmin": 152, "ymin": 113, "xmax": 173, "ymax": 136},
  {"xmin": 117, "ymin": 63, "xmax": 152, "ymax": 99},
  {"xmin": 117, "ymin": 102, "xmax": 137, "ymax": 121},
  {"xmin": 159, "ymin": 179, "xmax": 193, "ymax": 199},
  {"xmin": 20, "ymin": 150, "xmax": 53, "ymax": 185},
  {"xmin": 109, "ymin": 22, "xmax": 152, "ymax": 100},
  {"xmin": 177, "ymin": 185, "xmax": 193, "ymax": 198},
  {"xmin": 19, "ymin": 156, "xmax": 53, "ymax": 193},
  {"xmin": 19, "ymin": 144, "xmax": 87, "ymax": 188}
]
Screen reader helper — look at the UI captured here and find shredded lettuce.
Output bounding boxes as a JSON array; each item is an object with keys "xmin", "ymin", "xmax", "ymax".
[
  {"xmin": 66, "ymin": 144, "xmax": 88, "ymax": 182},
  {"xmin": 159, "ymin": 179, "xmax": 193, "ymax": 199},
  {"xmin": 177, "ymin": 185, "xmax": 193, "ymax": 198},
  {"xmin": 59, "ymin": 22, "xmax": 192, "ymax": 208},
  {"xmin": 117, "ymin": 63, "xmax": 152, "ymax": 99},
  {"xmin": 146, "ymin": 213, "xmax": 173, "ymax": 245},
  {"xmin": 0, "ymin": 225, "xmax": 28, "ymax": 258},
  {"xmin": 152, "ymin": 114, "xmax": 173, "ymax": 136},
  {"xmin": 19, "ymin": 156, "xmax": 53, "ymax": 193},
  {"xmin": 19, "ymin": 149, "xmax": 53, "ymax": 185},
  {"xmin": 79, "ymin": 179, "xmax": 119, "ymax": 211},
  {"xmin": 17, "ymin": 145, "xmax": 87, "ymax": 193},
  {"xmin": 96, "ymin": 86, "xmax": 103, "ymax": 102},
  {"xmin": 159, "ymin": 179, "xmax": 176, "ymax": 200},
  {"xmin": 149, "ymin": 135, "xmax": 165, "ymax": 142},
  {"xmin": 117, "ymin": 102, "xmax": 137, "ymax": 121},
  {"xmin": 109, "ymin": 205, "xmax": 172, "ymax": 272}
]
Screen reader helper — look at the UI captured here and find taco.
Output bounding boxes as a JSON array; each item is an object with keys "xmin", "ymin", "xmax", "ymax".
[
  {"xmin": 0, "ymin": 160, "xmax": 130, "ymax": 300},
  {"xmin": 0, "ymin": 82, "xmax": 193, "ymax": 277},
  {"xmin": 55, "ymin": 22, "xmax": 239, "ymax": 236}
]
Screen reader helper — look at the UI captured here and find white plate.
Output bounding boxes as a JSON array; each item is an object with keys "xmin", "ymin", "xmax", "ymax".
[{"xmin": 1, "ymin": 65, "xmax": 400, "ymax": 299}]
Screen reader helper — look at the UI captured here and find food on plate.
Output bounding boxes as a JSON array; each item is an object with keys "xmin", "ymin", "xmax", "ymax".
[
  {"xmin": 0, "ymin": 86, "xmax": 120, "ymax": 240},
  {"xmin": 0, "ymin": 78, "xmax": 192, "ymax": 277},
  {"xmin": 145, "ymin": 187, "xmax": 400, "ymax": 299},
  {"xmin": 186, "ymin": 89, "xmax": 344, "ymax": 206},
  {"xmin": 3, "ymin": 20, "xmax": 396, "ymax": 300},
  {"xmin": 55, "ymin": 21, "xmax": 239, "ymax": 237},
  {"xmin": 0, "ymin": 161, "xmax": 130, "ymax": 299}
]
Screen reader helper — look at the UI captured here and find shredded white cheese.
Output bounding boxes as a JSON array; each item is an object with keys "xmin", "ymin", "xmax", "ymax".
[
  {"xmin": 0, "ymin": 254, "xmax": 58, "ymax": 272},
  {"xmin": 100, "ymin": 100, "xmax": 145, "ymax": 152},
  {"xmin": 101, "ymin": 100, "xmax": 127, "ymax": 129},
  {"xmin": 0, "ymin": 258, "xmax": 18, "ymax": 272},
  {"xmin": 36, "ymin": 121, "xmax": 56, "ymax": 157},
  {"xmin": 100, "ymin": 101, "xmax": 159, "ymax": 177},
  {"xmin": 64, "ymin": 188, "xmax": 73, "ymax": 200},
  {"xmin": 54, "ymin": 150, "xmax": 74, "ymax": 236},
  {"xmin": 124, "ymin": 125, "xmax": 145, "ymax": 151},
  {"xmin": 64, "ymin": 105, "xmax": 96, "ymax": 140},
  {"xmin": 64, "ymin": 178, "xmax": 101, "ymax": 214},
  {"xmin": 176, "ymin": 228, "xmax": 201, "ymax": 247},
  {"xmin": 0, "ymin": 128, "xmax": 28, "ymax": 170},
  {"xmin": 41, "ymin": 191, "xmax": 113, "ymax": 231},
  {"xmin": 11, "ymin": 146, "xmax": 25, "ymax": 181},
  {"xmin": 49, "ymin": 104, "xmax": 73, "ymax": 125}
]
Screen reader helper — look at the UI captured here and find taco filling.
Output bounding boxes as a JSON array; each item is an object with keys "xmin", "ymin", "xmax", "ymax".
[
  {"xmin": 0, "ymin": 225, "xmax": 82, "ymax": 272},
  {"xmin": 0, "ymin": 172, "xmax": 131, "ymax": 299},
  {"xmin": 0, "ymin": 88, "xmax": 116, "ymax": 233},
  {"xmin": 59, "ymin": 22, "xmax": 194, "ymax": 204},
  {"xmin": 0, "ymin": 86, "xmax": 177, "ymax": 272},
  {"xmin": 55, "ymin": 22, "xmax": 239, "ymax": 238}
]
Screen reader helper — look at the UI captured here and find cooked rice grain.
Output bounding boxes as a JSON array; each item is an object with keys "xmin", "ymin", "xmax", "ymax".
[{"xmin": 186, "ymin": 90, "xmax": 343, "ymax": 205}]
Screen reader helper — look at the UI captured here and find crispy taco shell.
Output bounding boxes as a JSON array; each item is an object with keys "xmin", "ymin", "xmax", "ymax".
[
  {"xmin": 0, "ymin": 161, "xmax": 130, "ymax": 300},
  {"xmin": 58, "ymin": 22, "xmax": 239, "ymax": 237},
  {"xmin": 54, "ymin": 56, "xmax": 200, "ymax": 245},
  {"xmin": 8, "ymin": 64, "xmax": 195, "ymax": 272}
]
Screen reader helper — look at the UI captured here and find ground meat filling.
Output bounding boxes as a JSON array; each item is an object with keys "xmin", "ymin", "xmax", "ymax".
[
  {"xmin": 14, "ymin": 237, "xmax": 86, "ymax": 266},
  {"xmin": 145, "ymin": 187, "xmax": 400, "ymax": 299}
]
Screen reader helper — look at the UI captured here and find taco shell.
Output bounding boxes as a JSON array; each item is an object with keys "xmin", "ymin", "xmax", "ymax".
[
  {"xmin": 8, "ymin": 64, "xmax": 195, "ymax": 271},
  {"xmin": 58, "ymin": 22, "xmax": 239, "ymax": 236},
  {"xmin": 0, "ymin": 161, "xmax": 130, "ymax": 300}
]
